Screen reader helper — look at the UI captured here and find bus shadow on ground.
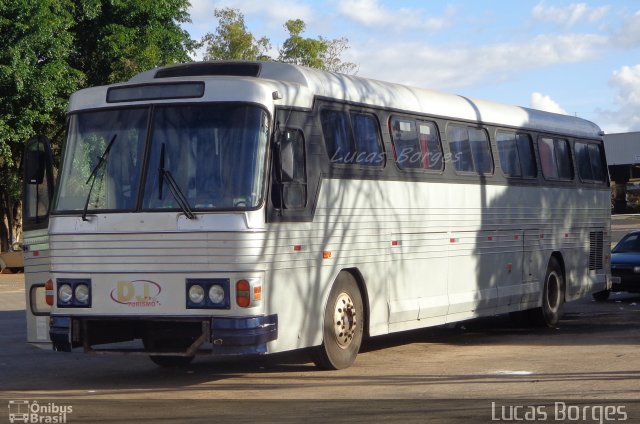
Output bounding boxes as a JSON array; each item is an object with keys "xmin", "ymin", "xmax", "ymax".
[
  {"xmin": 2, "ymin": 292, "xmax": 639, "ymax": 393},
  {"xmin": 360, "ymin": 292, "xmax": 640, "ymax": 353}
]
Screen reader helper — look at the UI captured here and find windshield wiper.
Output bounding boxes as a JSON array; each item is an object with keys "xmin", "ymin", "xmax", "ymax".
[
  {"xmin": 82, "ymin": 134, "xmax": 117, "ymax": 221},
  {"xmin": 158, "ymin": 143, "xmax": 195, "ymax": 220}
]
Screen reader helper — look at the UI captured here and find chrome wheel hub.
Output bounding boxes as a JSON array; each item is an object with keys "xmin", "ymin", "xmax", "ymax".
[{"xmin": 333, "ymin": 292, "xmax": 357, "ymax": 349}]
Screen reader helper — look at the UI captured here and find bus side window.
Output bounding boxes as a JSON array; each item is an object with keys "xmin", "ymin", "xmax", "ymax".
[
  {"xmin": 575, "ymin": 141, "xmax": 606, "ymax": 183},
  {"xmin": 497, "ymin": 131, "xmax": 520, "ymax": 177},
  {"xmin": 447, "ymin": 124, "xmax": 492, "ymax": 175},
  {"xmin": 539, "ymin": 137, "xmax": 558, "ymax": 179},
  {"xmin": 469, "ymin": 128, "xmax": 493, "ymax": 174},
  {"xmin": 390, "ymin": 117, "xmax": 443, "ymax": 171},
  {"xmin": 540, "ymin": 137, "xmax": 573, "ymax": 180},
  {"xmin": 588, "ymin": 144, "xmax": 605, "ymax": 182},
  {"xmin": 351, "ymin": 113, "xmax": 384, "ymax": 167},
  {"xmin": 516, "ymin": 133, "xmax": 537, "ymax": 178},
  {"xmin": 554, "ymin": 138, "xmax": 573, "ymax": 179},
  {"xmin": 321, "ymin": 109, "xmax": 384, "ymax": 167},
  {"xmin": 497, "ymin": 131, "xmax": 536, "ymax": 178},
  {"xmin": 321, "ymin": 110, "xmax": 353, "ymax": 164}
]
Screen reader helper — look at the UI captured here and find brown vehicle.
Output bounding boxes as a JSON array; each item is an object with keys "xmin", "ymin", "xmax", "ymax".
[{"xmin": 0, "ymin": 242, "xmax": 24, "ymax": 273}]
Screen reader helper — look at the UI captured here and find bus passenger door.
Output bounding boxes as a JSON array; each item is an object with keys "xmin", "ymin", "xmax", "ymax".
[{"xmin": 22, "ymin": 136, "xmax": 54, "ymax": 346}]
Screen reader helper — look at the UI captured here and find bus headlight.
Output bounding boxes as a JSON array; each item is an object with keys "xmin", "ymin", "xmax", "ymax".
[
  {"xmin": 58, "ymin": 284, "xmax": 73, "ymax": 304},
  {"xmin": 188, "ymin": 285, "xmax": 205, "ymax": 304},
  {"xmin": 186, "ymin": 279, "xmax": 230, "ymax": 309},
  {"xmin": 74, "ymin": 284, "xmax": 90, "ymax": 304},
  {"xmin": 209, "ymin": 284, "xmax": 225, "ymax": 304},
  {"xmin": 56, "ymin": 279, "xmax": 92, "ymax": 308}
]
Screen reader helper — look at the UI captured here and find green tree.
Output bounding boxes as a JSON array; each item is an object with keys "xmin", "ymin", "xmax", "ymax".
[
  {"xmin": 0, "ymin": 0, "xmax": 196, "ymax": 250},
  {"xmin": 279, "ymin": 19, "xmax": 357, "ymax": 74},
  {"xmin": 0, "ymin": 0, "xmax": 83, "ymax": 251},
  {"xmin": 320, "ymin": 36, "xmax": 359, "ymax": 74},
  {"xmin": 201, "ymin": 8, "xmax": 357, "ymax": 74},
  {"xmin": 202, "ymin": 8, "xmax": 271, "ymax": 61},
  {"xmin": 70, "ymin": 0, "xmax": 197, "ymax": 86},
  {"xmin": 278, "ymin": 19, "xmax": 326, "ymax": 69}
]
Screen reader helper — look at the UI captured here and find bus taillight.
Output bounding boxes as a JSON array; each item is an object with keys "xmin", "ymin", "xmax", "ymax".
[
  {"xmin": 236, "ymin": 279, "xmax": 251, "ymax": 307},
  {"xmin": 236, "ymin": 279, "xmax": 262, "ymax": 308},
  {"xmin": 45, "ymin": 279, "xmax": 54, "ymax": 306}
]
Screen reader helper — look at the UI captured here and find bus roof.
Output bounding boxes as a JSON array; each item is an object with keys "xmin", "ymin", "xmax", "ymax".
[{"xmin": 104, "ymin": 61, "xmax": 604, "ymax": 139}]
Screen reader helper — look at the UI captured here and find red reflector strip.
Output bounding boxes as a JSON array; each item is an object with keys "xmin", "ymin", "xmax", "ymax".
[
  {"xmin": 391, "ymin": 240, "xmax": 399, "ymax": 246},
  {"xmin": 33, "ymin": 251, "xmax": 40, "ymax": 257},
  {"xmin": 293, "ymin": 245, "xmax": 302, "ymax": 251},
  {"xmin": 450, "ymin": 238, "xmax": 456, "ymax": 243},
  {"xmin": 487, "ymin": 236, "xmax": 493, "ymax": 241}
]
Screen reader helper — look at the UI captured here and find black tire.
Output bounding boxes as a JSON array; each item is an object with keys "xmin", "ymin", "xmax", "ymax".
[
  {"xmin": 592, "ymin": 290, "xmax": 610, "ymax": 301},
  {"xmin": 312, "ymin": 272, "xmax": 364, "ymax": 370},
  {"xmin": 144, "ymin": 336, "xmax": 195, "ymax": 368},
  {"xmin": 531, "ymin": 257, "xmax": 565, "ymax": 327},
  {"xmin": 148, "ymin": 354, "xmax": 194, "ymax": 367}
]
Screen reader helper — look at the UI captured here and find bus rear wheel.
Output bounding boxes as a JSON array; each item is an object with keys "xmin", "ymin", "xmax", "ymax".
[
  {"xmin": 312, "ymin": 272, "xmax": 364, "ymax": 370},
  {"xmin": 532, "ymin": 257, "xmax": 565, "ymax": 327}
]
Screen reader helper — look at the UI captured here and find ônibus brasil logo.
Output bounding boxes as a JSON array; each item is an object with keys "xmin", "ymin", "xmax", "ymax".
[
  {"xmin": 110, "ymin": 280, "xmax": 162, "ymax": 308},
  {"xmin": 8, "ymin": 400, "xmax": 73, "ymax": 423}
]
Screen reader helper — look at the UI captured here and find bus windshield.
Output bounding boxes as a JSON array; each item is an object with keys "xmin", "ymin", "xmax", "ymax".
[{"xmin": 55, "ymin": 104, "xmax": 270, "ymax": 213}]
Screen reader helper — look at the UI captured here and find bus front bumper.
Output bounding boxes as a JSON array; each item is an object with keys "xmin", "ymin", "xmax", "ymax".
[{"xmin": 49, "ymin": 314, "xmax": 278, "ymax": 356}]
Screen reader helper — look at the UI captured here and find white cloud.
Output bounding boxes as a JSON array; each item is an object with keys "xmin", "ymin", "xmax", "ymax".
[
  {"xmin": 351, "ymin": 33, "xmax": 607, "ymax": 90},
  {"xmin": 336, "ymin": 0, "xmax": 455, "ymax": 31},
  {"xmin": 598, "ymin": 65, "xmax": 640, "ymax": 132},
  {"xmin": 532, "ymin": 1, "xmax": 610, "ymax": 27},
  {"xmin": 187, "ymin": 0, "xmax": 315, "ymax": 38},
  {"xmin": 530, "ymin": 92, "xmax": 568, "ymax": 114},
  {"xmin": 613, "ymin": 10, "xmax": 640, "ymax": 48}
]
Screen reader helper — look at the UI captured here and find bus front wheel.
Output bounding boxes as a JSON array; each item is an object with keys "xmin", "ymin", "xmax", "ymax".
[{"xmin": 312, "ymin": 272, "xmax": 364, "ymax": 370}]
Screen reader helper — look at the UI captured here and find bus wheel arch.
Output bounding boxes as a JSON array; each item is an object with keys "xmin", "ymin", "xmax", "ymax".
[{"xmin": 312, "ymin": 269, "xmax": 367, "ymax": 370}]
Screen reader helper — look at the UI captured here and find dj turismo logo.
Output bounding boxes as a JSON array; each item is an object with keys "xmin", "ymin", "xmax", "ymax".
[
  {"xmin": 110, "ymin": 279, "xmax": 162, "ymax": 307},
  {"xmin": 8, "ymin": 400, "xmax": 73, "ymax": 423}
]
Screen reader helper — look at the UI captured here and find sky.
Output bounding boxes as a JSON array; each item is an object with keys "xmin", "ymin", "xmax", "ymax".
[{"xmin": 182, "ymin": 0, "xmax": 640, "ymax": 134}]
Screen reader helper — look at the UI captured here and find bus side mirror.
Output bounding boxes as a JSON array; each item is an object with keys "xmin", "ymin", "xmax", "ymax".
[
  {"xmin": 25, "ymin": 148, "xmax": 46, "ymax": 185},
  {"xmin": 23, "ymin": 135, "xmax": 54, "ymax": 229},
  {"xmin": 271, "ymin": 128, "xmax": 307, "ymax": 211}
]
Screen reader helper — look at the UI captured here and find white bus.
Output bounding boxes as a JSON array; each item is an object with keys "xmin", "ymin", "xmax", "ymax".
[{"xmin": 22, "ymin": 61, "xmax": 612, "ymax": 369}]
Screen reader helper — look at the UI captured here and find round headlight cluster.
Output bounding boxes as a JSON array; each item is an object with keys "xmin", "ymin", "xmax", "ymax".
[
  {"xmin": 188, "ymin": 285, "xmax": 205, "ymax": 304},
  {"xmin": 58, "ymin": 284, "xmax": 73, "ymax": 304},
  {"xmin": 75, "ymin": 284, "xmax": 90, "ymax": 304},
  {"xmin": 187, "ymin": 282, "xmax": 227, "ymax": 308},
  {"xmin": 56, "ymin": 280, "xmax": 91, "ymax": 307},
  {"xmin": 209, "ymin": 285, "xmax": 225, "ymax": 304}
]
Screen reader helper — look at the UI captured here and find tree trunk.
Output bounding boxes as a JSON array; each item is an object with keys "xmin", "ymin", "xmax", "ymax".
[{"xmin": 0, "ymin": 191, "xmax": 9, "ymax": 252}]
